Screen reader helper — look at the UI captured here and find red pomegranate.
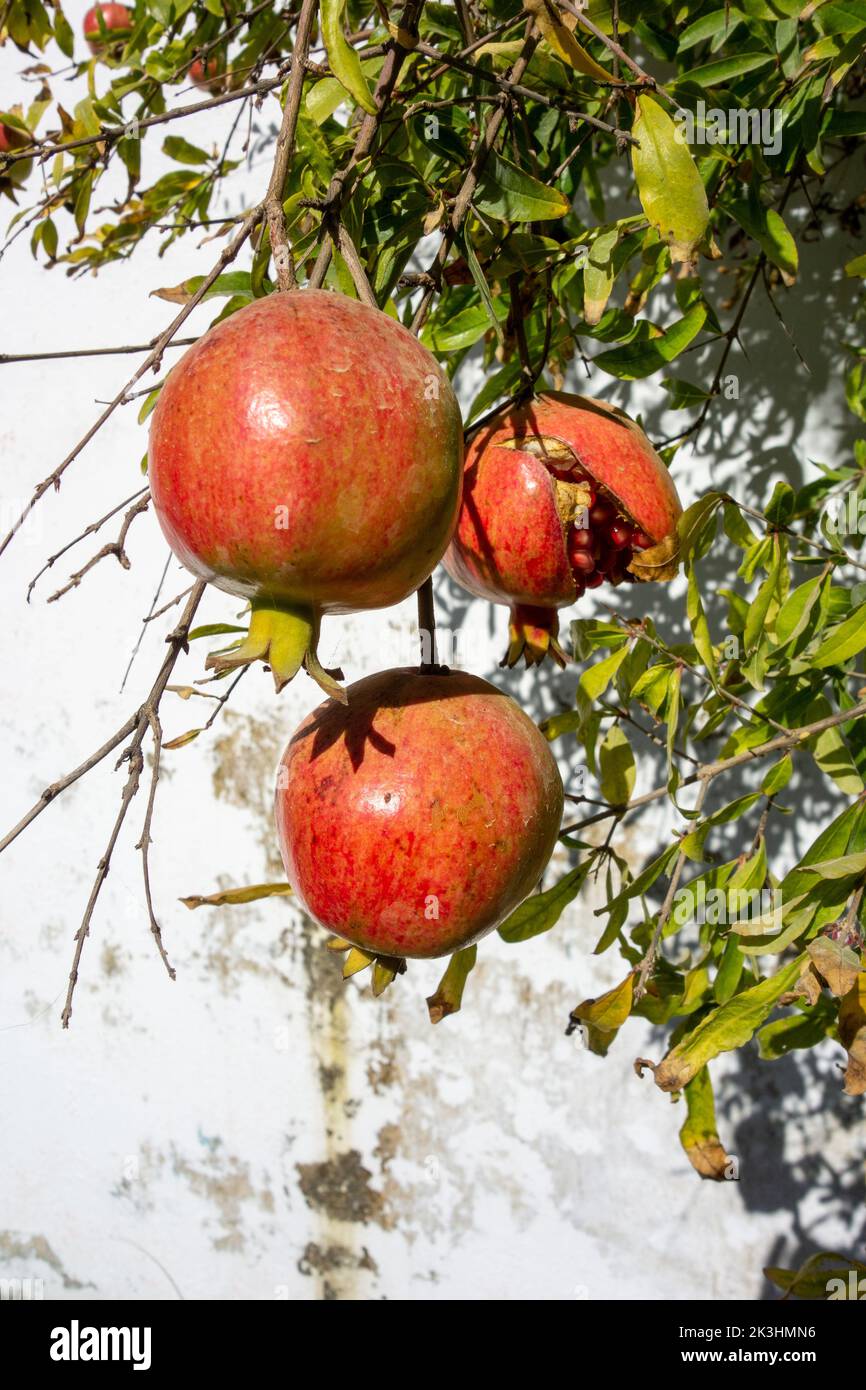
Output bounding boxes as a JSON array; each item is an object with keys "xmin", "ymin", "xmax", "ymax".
[
  {"xmin": 0, "ymin": 119, "xmax": 32, "ymax": 196},
  {"xmin": 83, "ymin": 3, "xmax": 133, "ymax": 52},
  {"xmin": 444, "ymin": 392, "xmax": 682, "ymax": 667},
  {"xmin": 189, "ymin": 55, "xmax": 224, "ymax": 93},
  {"xmin": 148, "ymin": 291, "xmax": 463, "ymax": 698},
  {"xmin": 275, "ymin": 667, "xmax": 564, "ymax": 960}
]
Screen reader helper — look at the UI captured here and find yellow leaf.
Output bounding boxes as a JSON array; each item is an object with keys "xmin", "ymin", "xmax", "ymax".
[
  {"xmin": 679, "ymin": 1067, "xmax": 733, "ymax": 1182},
  {"xmin": 568, "ymin": 973, "xmax": 634, "ymax": 1055},
  {"xmin": 180, "ymin": 882, "xmax": 293, "ymax": 909},
  {"xmin": 524, "ymin": 0, "xmax": 620, "ymax": 85},
  {"xmin": 838, "ymin": 972, "xmax": 866, "ymax": 1097},
  {"xmin": 631, "ymin": 94, "xmax": 710, "ymax": 264}
]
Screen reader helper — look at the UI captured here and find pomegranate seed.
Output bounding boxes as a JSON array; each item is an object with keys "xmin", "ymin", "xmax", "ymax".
[
  {"xmin": 631, "ymin": 529, "xmax": 652, "ymax": 550},
  {"xmin": 608, "ymin": 521, "xmax": 633, "ymax": 549},
  {"xmin": 585, "ymin": 571, "xmax": 604, "ymax": 589},
  {"xmin": 573, "ymin": 580, "xmax": 585, "ymax": 599},
  {"xmin": 571, "ymin": 549, "xmax": 596, "ymax": 575},
  {"xmin": 595, "ymin": 547, "xmax": 615, "ymax": 574},
  {"xmin": 569, "ymin": 527, "xmax": 594, "ymax": 550},
  {"xmin": 589, "ymin": 498, "xmax": 614, "ymax": 527}
]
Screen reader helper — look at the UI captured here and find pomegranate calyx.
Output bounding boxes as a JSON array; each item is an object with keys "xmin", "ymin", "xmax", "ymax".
[
  {"xmin": 502, "ymin": 604, "xmax": 570, "ymax": 670},
  {"xmin": 205, "ymin": 600, "xmax": 347, "ymax": 701},
  {"xmin": 324, "ymin": 937, "xmax": 406, "ymax": 995}
]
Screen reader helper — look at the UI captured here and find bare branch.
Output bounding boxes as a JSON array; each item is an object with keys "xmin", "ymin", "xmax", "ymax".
[
  {"xmin": 27, "ymin": 486, "xmax": 149, "ymax": 601},
  {"xmin": 59, "ymin": 581, "xmax": 206, "ymax": 1028},
  {"xmin": 47, "ymin": 493, "xmax": 150, "ymax": 604}
]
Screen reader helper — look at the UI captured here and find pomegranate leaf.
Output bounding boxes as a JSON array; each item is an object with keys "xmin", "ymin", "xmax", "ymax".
[
  {"xmin": 320, "ymin": 0, "xmax": 377, "ymax": 115},
  {"xmin": 631, "ymin": 95, "xmax": 709, "ymax": 264},
  {"xmin": 474, "ymin": 152, "xmax": 570, "ymax": 223},
  {"xmin": 652, "ymin": 956, "xmax": 805, "ymax": 1091},
  {"xmin": 679, "ymin": 1067, "xmax": 732, "ymax": 1181},
  {"xmin": 180, "ymin": 882, "xmax": 293, "ymax": 909},
  {"xmin": 568, "ymin": 972, "xmax": 634, "ymax": 1056},
  {"xmin": 838, "ymin": 972, "xmax": 866, "ymax": 1095},
  {"xmin": 426, "ymin": 946, "xmax": 477, "ymax": 1024},
  {"xmin": 498, "ymin": 862, "xmax": 591, "ymax": 942}
]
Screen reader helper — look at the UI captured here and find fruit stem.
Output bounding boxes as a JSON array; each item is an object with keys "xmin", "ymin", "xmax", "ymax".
[
  {"xmin": 206, "ymin": 598, "xmax": 346, "ymax": 701},
  {"xmin": 417, "ymin": 576, "xmax": 438, "ymax": 669}
]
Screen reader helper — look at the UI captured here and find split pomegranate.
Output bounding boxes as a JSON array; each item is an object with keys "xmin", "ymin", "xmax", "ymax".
[
  {"xmin": 444, "ymin": 392, "xmax": 682, "ymax": 668},
  {"xmin": 148, "ymin": 290, "xmax": 463, "ymax": 698},
  {"xmin": 83, "ymin": 3, "xmax": 133, "ymax": 51},
  {"xmin": 275, "ymin": 667, "xmax": 564, "ymax": 960}
]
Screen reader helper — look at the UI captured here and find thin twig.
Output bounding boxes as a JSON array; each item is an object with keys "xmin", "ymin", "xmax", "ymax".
[
  {"xmin": 27, "ymin": 486, "xmax": 149, "ymax": 601},
  {"xmin": 265, "ymin": 0, "xmax": 318, "ymax": 290},
  {"xmin": 634, "ymin": 781, "xmax": 709, "ymax": 1000},
  {"xmin": 47, "ymin": 494, "xmax": 150, "ymax": 603},
  {"xmin": 59, "ymin": 581, "xmax": 206, "ymax": 1028},
  {"xmin": 560, "ymin": 699, "xmax": 866, "ymax": 837}
]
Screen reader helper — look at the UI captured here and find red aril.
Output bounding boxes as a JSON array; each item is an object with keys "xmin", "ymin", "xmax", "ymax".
[
  {"xmin": 149, "ymin": 290, "xmax": 463, "ymax": 698},
  {"xmin": 444, "ymin": 392, "xmax": 682, "ymax": 667},
  {"xmin": 275, "ymin": 668, "xmax": 564, "ymax": 961}
]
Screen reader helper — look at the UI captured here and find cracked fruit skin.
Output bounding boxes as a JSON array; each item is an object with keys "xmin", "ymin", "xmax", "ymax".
[
  {"xmin": 444, "ymin": 392, "xmax": 682, "ymax": 668},
  {"xmin": 275, "ymin": 667, "xmax": 564, "ymax": 960},
  {"xmin": 148, "ymin": 290, "xmax": 463, "ymax": 698},
  {"xmin": 83, "ymin": 3, "xmax": 133, "ymax": 50}
]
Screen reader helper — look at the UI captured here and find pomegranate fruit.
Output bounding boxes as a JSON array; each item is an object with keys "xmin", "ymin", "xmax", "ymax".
[
  {"xmin": 0, "ymin": 120, "xmax": 31, "ymax": 192},
  {"xmin": 148, "ymin": 290, "xmax": 463, "ymax": 699},
  {"xmin": 275, "ymin": 667, "xmax": 564, "ymax": 960},
  {"xmin": 444, "ymin": 392, "xmax": 682, "ymax": 668},
  {"xmin": 188, "ymin": 55, "xmax": 225, "ymax": 93},
  {"xmin": 83, "ymin": 3, "xmax": 133, "ymax": 53}
]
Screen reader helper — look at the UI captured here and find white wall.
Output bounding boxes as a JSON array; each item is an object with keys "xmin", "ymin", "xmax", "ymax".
[{"xmin": 1, "ymin": 32, "xmax": 863, "ymax": 1301}]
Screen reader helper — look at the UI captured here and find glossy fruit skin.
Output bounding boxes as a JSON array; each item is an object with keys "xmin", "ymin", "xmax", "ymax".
[
  {"xmin": 83, "ymin": 3, "xmax": 133, "ymax": 49},
  {"xmin": 445, "ymin": 391, "xmax": 681, "ymax": 611},
  {"xmin": 275, "ymin": 668, "xmax": 564, "ymax": 960},
  {"xmin": 149, "ymin": 291, "xmax": 463, "ymax": 616}
]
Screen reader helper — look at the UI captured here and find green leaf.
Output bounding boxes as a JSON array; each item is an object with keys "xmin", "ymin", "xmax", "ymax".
[
  {"xmin": 426, "ymin": 946, "xmax": 477, "ymax": 1024},
  {"xmin": 599, "ymin": 724, "xmax": 635, "ymax": 806},
  {"xmin": 320, "ymin": 0, "xmax": 377, "ymax": 114},
  {"xmin": 757, "ymin": 1011, "xmax": 830, "ymax": 1061},
  {"xmin": 162, "ymin": 135, "xmax": 211, "ymax": 165},
  {"xmin": 812, "ymin": 605, "xmax": 866, "ymax": 668},
  {"xmin": 594, "ymin": 304, "xmax": 706, "ymax": 379},
  {"xmin": 678, "ymin": 9, "xmax": 746, "ymax": 51},
  {"xmin": 727, "ymin": 198, "xmax": 798, "ymax": 282},
  {"xmin": 686, "ymin": 563, "xmax": 717, "ymax": 680},
  {"xmin": 582, "ymin": 225, "xmax": 619, "ymax": 326},
  {"xmin": 686, "ymin": 52, "xmax": 775, "ymax": 86},
  {"xmin": 579, "ymin": 644, "xmax": 630, "ymax": 701},
  {"xmin": 631, "ymin": 94, "xmax": 709, "ymax": 263},
  {"xmin": 679, "ymin": 1066, "xmax": 732, "ymax": 1180},
  {"xmin": 661, "ymin": 375, "xmax": 712, "ymax": 409},
  {"xmin": 845, "ymin": 253, "xmax": 866, "ymax": 278},
  {"xmin": 653, "ymin": 956, "xmax": 805, "ymax": 1091},
  {"xmin": 498, "ymin": 863, "xmax": 590, "ymax": 943},
  {"xmin": 762, "ymin": 753, "xmax": 792, "ymax": 795},
  {"xmin": 744, "ymin": 534, "xmax": 782, "ymax": 655},
  {"xmin": 714, "ymin": 936, "xmax": 744, "ymax": 1005},
  {"xmin": 474, "ymin": 153, "xmax": 570, "ymax": 223}
]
